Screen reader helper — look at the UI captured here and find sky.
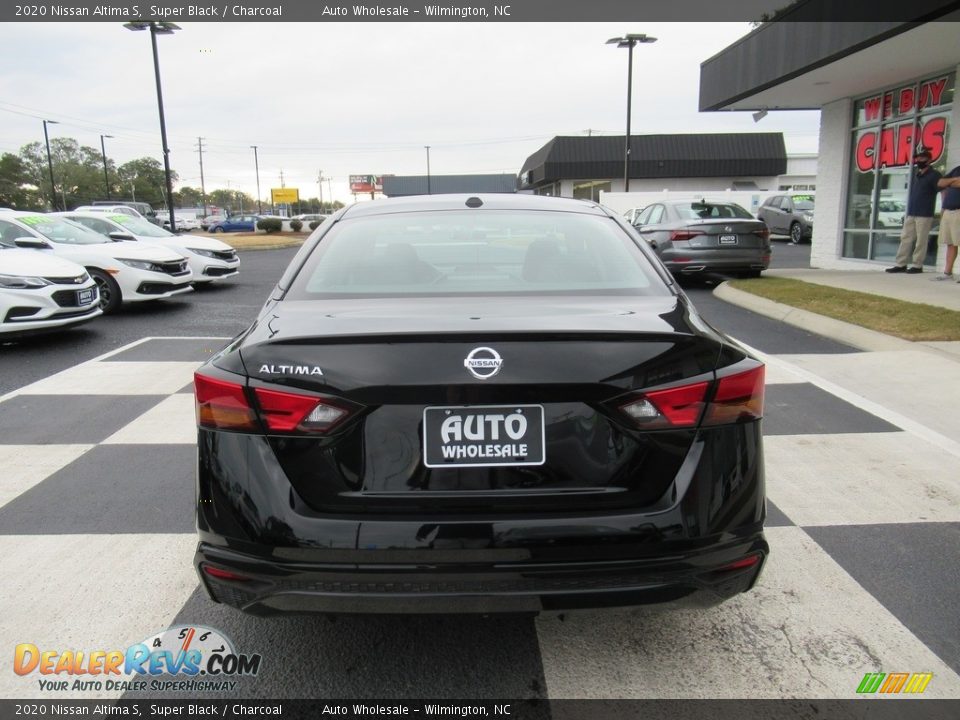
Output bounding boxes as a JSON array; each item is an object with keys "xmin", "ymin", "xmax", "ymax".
[{"xmin": 0, "ymin": 21, "xmax": 821, "ymax": 204}]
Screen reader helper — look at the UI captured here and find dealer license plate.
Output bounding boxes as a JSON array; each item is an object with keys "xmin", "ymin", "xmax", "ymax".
[
  {"xmin": 77, "ymin": 288, "xmax": 94, "ymax": 305},
  {"xmin": 719, "ymin": 235, "xmax": 738, "ymax": 244},
  {"xmin": 423, "ymin": 404, "xmax": 545, "ymax": 468}
]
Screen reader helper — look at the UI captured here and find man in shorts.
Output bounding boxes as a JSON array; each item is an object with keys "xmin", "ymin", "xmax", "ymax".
[
  {"xmin": 887, "ymin": 148, "xmax": 942, "ymax": 274},
  {"xmin": 933, "ymin": 163, "xmax": 960, "ymax": 281}
]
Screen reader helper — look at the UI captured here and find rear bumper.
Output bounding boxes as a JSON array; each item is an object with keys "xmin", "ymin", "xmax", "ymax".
[
  {"xmin": 195, "ymin": 534, "xmax": 768, "ymax": 615},
  {"xmin": 661, "ymin": 249, "xmax": 770, "ymax": 274}
]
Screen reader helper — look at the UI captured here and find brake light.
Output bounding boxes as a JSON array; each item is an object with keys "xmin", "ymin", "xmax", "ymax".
[
  {"xmin": 669, "ymin": 229, "xmax": 704, "ymax": 241},
  {"xmin": 202, "ymin": 565, "xmax": 251, "ymax": 582},
  {"xmin": 254, "ymin": 387, "xmax": 349, "ymax": 433},
  {"xmin": 715, "ymin": 554, "xmax": 762, "ymax": 573},
  {"xmin": 753, "ymin": 227, "xmax": 770, "ymax": 240},
  {"xmin": 617, "ymin": 364, "xmax": 764, "ymax": 430},
  {"xmin": 620, "ymin": 381, "xmax": 708, "ymax": 429},
  {"xmin": 703, "ymin": 365, "xmax": 765, "ymax": 426},
  {"xmin": 195, "ymin": 373, "xmax": 257, "ymax": 430}
]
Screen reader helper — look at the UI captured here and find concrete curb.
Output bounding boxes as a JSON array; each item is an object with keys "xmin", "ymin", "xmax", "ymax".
[{"xmin": 713, "ymin": 282, "xmax": 917, "ymax": 352}]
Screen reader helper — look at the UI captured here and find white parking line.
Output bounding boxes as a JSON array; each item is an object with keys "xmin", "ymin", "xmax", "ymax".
[
  {"xmin": 0, "ymin": 336, "xmax": 230, "ymax": 404},
  {"xmin": 734, "ymin": 339, "xmax": 960, "ymax": 461}
]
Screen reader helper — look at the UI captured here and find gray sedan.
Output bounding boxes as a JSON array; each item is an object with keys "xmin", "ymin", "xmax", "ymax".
[{"xmin": 631, "ymin": 200, "xmax": 771, "ymax": 278}]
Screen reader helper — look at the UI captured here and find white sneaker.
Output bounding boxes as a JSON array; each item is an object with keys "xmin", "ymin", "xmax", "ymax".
[{"xmin": 932, "ymin": 273, "xmax": 954, "ymax": 281}]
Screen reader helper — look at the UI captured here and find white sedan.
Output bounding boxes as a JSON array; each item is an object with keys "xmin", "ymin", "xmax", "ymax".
[
  {"xmin": 60, "ymin": 212, "xmax": 240, "ymax": 285},
  {"xmin": 0, "ymin": 211, "xmax": 193, "ymax": 314},
  {"xmin": 0, "ymin": 247, "xmax": 102, "ymax": 339}
]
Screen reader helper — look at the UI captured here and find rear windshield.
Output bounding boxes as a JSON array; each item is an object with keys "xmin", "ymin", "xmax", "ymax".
[
  {"xmin": 286, "ymin": 210, "xmax": 670, "ymax": 299},
  {"xmin": 675, "ymin": 203, "xmax": 754, "ymax": 220}
]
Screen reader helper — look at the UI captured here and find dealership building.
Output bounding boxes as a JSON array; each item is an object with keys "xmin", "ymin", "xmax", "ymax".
[
  {"xmin": 700, "ymin": 10, "xmax": 960, "ymax": 269},
  {"xmin": 517, "ymin": 133, "xmax": 790, "ymax": 200}
]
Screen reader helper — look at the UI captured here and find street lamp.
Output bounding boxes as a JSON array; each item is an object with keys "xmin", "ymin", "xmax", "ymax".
[
  {"xmin": 606, "ymin": 33, "xmax": 657, "ymax": 193},
  {"xmin": 425, "ymin": 145, "xmax": 431, "ymax": 195},
  {"xmin": 42, "ymin": 119, "xmax": 59, "ymax": 211},
  {"xmin": 124, "ymin": 20, "xmax": 180, "ymax": 232},
  {"xmin": 251, "ymin": 145, "xmax": 262, "ymax": 214},
  {"xmin": 100, "ymin": 134, "xmax": 114, "ymax": 200}
]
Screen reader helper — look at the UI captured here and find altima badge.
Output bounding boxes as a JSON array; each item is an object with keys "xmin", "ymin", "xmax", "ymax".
[{"xmin": 464, "ymin": 347, "xmax": 503, "ymax": 380}]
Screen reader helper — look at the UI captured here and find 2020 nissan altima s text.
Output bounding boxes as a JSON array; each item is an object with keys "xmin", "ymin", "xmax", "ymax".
[{"xmin": 194, "ymin": 194, "xmax": 768, "ymax": 615}]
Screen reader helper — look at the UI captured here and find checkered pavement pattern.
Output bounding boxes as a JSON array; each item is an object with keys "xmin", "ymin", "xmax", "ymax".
[{"xmin": 1, "ymin": 337, "xmax": 958, "ymax": 700}]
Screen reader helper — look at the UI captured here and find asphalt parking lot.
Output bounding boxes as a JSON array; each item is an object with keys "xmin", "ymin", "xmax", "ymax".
[{"xmin": 2, "ymin": 242, "xmax": 958, "ymax": 701}]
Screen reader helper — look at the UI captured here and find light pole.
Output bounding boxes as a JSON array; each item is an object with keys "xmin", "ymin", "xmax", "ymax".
[
  {"xmin": 425, "ymin": 145, "xmax": 431, "ymax": 195},
  {"xmin": 100, "ymin": 134, "xmax": 113, "ymax": 200},
  {"xmin": 251, "ymin": 145, "xmax": 262, "ymax": 214},
  {"xmin": 124, "ymin": 21, "xmax": 180, "ymax": 232},
  {"xmin": 42, "ymin": 119, "xmax": 59, "ymax": 210},
  {"xmin": 197, "ymin": 137, "xmax": 207, "ymax": 217},
  {"xmin": 606, "ymin": 33, "xmax": 657, "ymax": 192}
]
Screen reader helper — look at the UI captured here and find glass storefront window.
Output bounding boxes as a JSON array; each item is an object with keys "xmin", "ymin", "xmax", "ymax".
[
  {"xmin": 843, "ymin": 232, "xmax": 870, "ymax": 259},
  {"xmin": 572, "ymin": 180, "xmax": 612, "ymax": 202},
  {"xmin": 844, "ymin": 72, "xmax": 954, "ymax": 262}
]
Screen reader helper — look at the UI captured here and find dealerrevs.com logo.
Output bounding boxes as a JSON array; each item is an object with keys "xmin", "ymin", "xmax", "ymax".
[
  {"xmin": 13, "ymin": 626, "xmax": 262, "ymax": 693},
  {"xmin": 856, "ymin": 672, "xmax": 933, "ymax": 695}
]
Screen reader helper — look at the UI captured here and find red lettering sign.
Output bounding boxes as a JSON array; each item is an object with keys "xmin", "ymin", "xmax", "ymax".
[
  {"xmin": 877, "ymin": 127, "xmax": 896, "ymax": 168},
  {"xmin": 919, "ymin": 77, "xmax": 947, "ymax": 109},
  {"xmin": 882, "ymin": 92, "xmax": 894, "ymax": 119},
  {"xmin": 899, "ymin": 87, "xmax": 915, "ymax": 115},
  {"xmin": 856, "ymin": 133, "xmax": 876, "ymax": 172},
  {"xmin": 920, "ymin": 116, "xmax": 946, "ymax": 160},
  {"xmin": 864, "ymin": 97, "xmax": 882, "ymax": 122},
  {"xmin": 854, "ymin": 117, "xmax": 946, "ymax": 172},
  {"xmin": 895, "ymin": 123, "xmax": 915, "ymax": 166}
]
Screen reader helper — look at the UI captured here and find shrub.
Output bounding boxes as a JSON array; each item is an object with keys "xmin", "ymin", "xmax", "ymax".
[
  {"xmin": 290, "ymin": 219, "xmax": 303, "ymax": 232},
  {"xmin": 257, "ymin": 217, "xmax": 282, "ymax": 233},
  {"xmin": 309, "ymin": 220, "xmax": 320, "ymax": 231}
]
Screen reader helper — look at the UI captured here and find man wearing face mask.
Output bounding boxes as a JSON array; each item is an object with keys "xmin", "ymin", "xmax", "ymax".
[
  {"xmin": 886, "ymin": 148, "xmax": 942, "ymax": 274},
  {"xmin": 933, "ymin": 160, "xmax": 960, "ymax": 281}
]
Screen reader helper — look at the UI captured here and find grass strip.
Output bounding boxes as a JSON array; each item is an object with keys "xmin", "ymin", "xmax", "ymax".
[{"xmin": 727, "ymin": 277, "xmax": 960, "ymax": 342}]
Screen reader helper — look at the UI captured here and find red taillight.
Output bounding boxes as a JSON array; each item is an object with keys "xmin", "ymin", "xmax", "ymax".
[
  {"xmin": 704, "ymin": 365, "xmax": 765, "ymax": 426},
  {"xmin": 253, "ymin": 387, "xmax": 348, "ymax": 433},
  {"xmin": 715, "ymin": 554, "xmax": 762, "ymax": 573},
  {"xmin": 620, "ymin": 381, "xmax": 708, "ymax": 429},
  {"xmin": 670, "ymin": 229, "xmax": 704, "ymax": 241},
  {"xmin": 202, "ymin": 565, "xmax": 251, "ymax": 582},
  {"xmin": 617, "ymin": 364, "xmax": 764, "ymax": 430},
  {"xmin": 195, "ymin": 373, "xmax": 257, "ymax": 430},
  {"xmin": 753, "ymin": 227, "xmax": 770, "ymax": 240}
]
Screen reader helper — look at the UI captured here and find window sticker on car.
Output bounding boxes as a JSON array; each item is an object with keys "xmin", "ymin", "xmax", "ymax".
[{"xmin": 19, "ymin": 216, "xmax": 47, "ymax": 226}]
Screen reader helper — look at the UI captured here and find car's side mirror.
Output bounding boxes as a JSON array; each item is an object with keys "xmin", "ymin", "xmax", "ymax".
[
  {"xmin": 14, "ymin": 236, "xmax": 51, "ymax": 249},
  {"xmin": 109, "ymin": 231, "xmax": 135, "ymax": 242}
]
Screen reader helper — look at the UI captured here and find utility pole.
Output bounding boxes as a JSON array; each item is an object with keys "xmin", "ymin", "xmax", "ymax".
[
  {"xmin": 250, "ymin": 145, "xmax": 262, "ymax": 214},
  {"xmin": 425, "ymin": 145, "xmax": 431, "ymax": 195},
  {"xmin": 197, "ymin": 136, "xmax": 207, "ymax": 217},
  {"xmin": 42, "ymin": 119, "xmax": 59, "ymax": 210},
  {"xmin": 100, "ymin": 134, "xmax": 113, "ymax": 199},
  {"xmin": 317, "ymin": 170, "xmax": 323, "ymax": 214}
]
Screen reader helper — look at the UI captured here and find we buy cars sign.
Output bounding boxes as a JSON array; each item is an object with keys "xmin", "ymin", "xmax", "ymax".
[{"xmin": 855, "ymin": 76, "xmax": 950, "ymax": 172}]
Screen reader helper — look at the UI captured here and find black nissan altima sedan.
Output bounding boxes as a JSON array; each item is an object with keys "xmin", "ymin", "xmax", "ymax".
[{"xmin": 193, "ymin": 194, "xmax": 768, "ymax": 615}]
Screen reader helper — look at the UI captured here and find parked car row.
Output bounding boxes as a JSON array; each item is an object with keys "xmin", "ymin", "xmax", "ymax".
[{"xmin": 0, "ymin": 208, "xmax": 240, "ymax": 339}]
